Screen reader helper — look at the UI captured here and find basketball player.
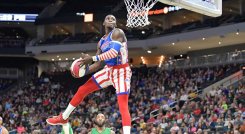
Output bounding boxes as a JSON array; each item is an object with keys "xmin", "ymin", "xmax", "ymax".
[
  {"xmin": 0, "ymin": 117, "xmax": 9, "ymax": 134},
  {"xmin": 88, "ymin": 113, "xmax": 115, "ymax": 134},
  {"xmin": 46, "ymin": 15, "xmax": 132, "ymax": 134}
]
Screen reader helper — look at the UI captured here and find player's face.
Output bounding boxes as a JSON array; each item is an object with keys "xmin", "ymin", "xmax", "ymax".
[
  {"xmin": 103, "ymin": 15, "xmax": 116, "ymax": 29},
  {"xmin": 0, "ymin": 118, "xmax": 2, "ymax": 125},
  {"xmin": 95, "ymin": 114, "xmax": 106, "ymax": 127}
]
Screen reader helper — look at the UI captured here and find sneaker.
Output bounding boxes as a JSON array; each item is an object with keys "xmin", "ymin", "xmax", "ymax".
[{"xmin": 46, "ymin": 113, "xmax": 68, "ymax": 125}]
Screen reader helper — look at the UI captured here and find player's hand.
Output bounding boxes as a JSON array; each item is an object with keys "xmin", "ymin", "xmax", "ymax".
[
  {"xmin": 80, "ymin": 53, "xmax": 93, "ymax": 65},
  {"xmin": 80, "ymin": 53, "xmax": 89, "ymax": 59}
]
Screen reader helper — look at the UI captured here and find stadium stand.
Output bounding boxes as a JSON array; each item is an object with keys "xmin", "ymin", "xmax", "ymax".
[
  {"xmin": 33, "ymin": 14, "xmax": 245, "ymax": 45},
  {"xmin": 0, "ymin": 27, "xmax": 28, "ymax": 48},
  {"xmin": 0, "ymin": 0, "xmax": 244, "ymax": 134},
  {"xmin": 0, "ymin": 63, "xmax": 244, "ymax": 133}
]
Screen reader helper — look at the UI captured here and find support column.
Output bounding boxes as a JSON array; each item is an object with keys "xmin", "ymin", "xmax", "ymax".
[
  {"xmin": 37, "ymin": 25, "xmax": 45, "ymax": 40},
  {"xmin": 240, "ymin": 0, "xmax": 245, "ymax": 15}
]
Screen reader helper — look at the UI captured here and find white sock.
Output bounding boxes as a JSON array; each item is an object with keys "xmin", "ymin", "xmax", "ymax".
[
  {"xmin": 62, "ymin": 104, "xmax": 76, "ymax": 120},
  {"xmin": 123, "ymin": 126, "xmax": 131, "ymax": 134}
]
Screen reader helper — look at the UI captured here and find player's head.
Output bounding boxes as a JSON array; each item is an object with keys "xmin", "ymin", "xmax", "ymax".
[
  {"xmin": 103, "ymin": 15, "xmax": 117, "ymax": 29},
  {"xmin": 0, "ymin": 117, "xmax": 2, "ymax": 125},
  {"xmin": 94, "ymin": 113, "xmax": 106, "ymax": 127}
]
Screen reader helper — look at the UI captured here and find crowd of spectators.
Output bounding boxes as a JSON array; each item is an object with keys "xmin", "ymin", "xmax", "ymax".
[
  {"xmin": 0, "ymin": 27, "xmax": 28, "ymax": 48},
  {"xmin": 0, "ymin": 78, "xmax": 16, "ymax": 91},
  {"xmin": 0, "ymin": 63, "xmax": 244, "ymax": 134},
  {"xmin": 36, "ymin": 32, "xmax": 99, "ymax": 46}
]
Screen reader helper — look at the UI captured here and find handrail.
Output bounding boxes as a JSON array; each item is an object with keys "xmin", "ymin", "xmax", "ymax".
[
  {"xmin": 148, "ymin": 88, "xmax": 202, "ymax": 118},
  {"xmin": 221, "ymin": 70, "xmax": 244, "ymax": 87}
]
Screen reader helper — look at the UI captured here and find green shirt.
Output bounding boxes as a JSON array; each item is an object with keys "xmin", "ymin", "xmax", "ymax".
[
  {"xmin": 222, "ymin": 104, "xmax": 228, "ymax": 110},
  {"xmin": 91, "ymin": 128, "xmax": 111, "ymax": 134}
]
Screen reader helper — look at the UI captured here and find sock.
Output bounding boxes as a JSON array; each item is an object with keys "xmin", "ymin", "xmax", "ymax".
[
  {"xmin": 117, "ymin": 94, "xmax": 131, "ymax": 133},
  {"xmin": 62, "ymin": 77, "xmax": 100, "ymax": 119},
  {"xmin": 123, "ymin": 126, "xmax": 131, "ymax": 134},
  {"xmin": 62, "ymin": 104, "xmax": 75, "ymax": 120}
]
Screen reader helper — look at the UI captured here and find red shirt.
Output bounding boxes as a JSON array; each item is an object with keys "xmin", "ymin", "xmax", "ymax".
[
  {"xmin": 176, "ymin": 113, "xmax": 184, "ymax": 119},
  {"xmin": 147, "ymin": 117, "xmax": 155, "ymax": 123},
  {"xmin": 193, "ymin": 109, "xmax": 201, "ymax": 115},
  {"xmin": 42, "ymin": 99, "xmax": 50, "ymax": 106}
]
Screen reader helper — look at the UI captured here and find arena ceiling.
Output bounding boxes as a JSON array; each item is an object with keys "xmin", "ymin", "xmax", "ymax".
[
  {"xmin": 31, "ymin": 31, "xmax": 245, "ymax": 63},
  {"xmin": 0, "ymin": 0, "xmax": 240, "ymax": 19}
]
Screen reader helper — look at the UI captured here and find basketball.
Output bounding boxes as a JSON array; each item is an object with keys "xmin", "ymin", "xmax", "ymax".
[{"xmin": 70, "ymin": 58, "xmax": 88, "ymax": 78}]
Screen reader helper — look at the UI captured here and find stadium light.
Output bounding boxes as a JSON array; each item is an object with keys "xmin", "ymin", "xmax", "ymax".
[
  {"xmin": 76, "ymin": 12, "xmax": 85, "ymax": 16},
  {"xmin": 236, "ymin": 29, "xmax": 239, "ymax": 35}
]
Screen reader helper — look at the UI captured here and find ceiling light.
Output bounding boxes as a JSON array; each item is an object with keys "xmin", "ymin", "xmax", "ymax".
[
  {"xmin": 202, "ymin": 37, "xmax": 205, "ymax": 40},
  {"xmin": 180, "ymin": 54, "xmax": 183, "ymax": 57},
  {"xmin": 58, "ymin": 58, "xmax": 61, "ymax": 61},
  {"xmin": 72, "ymin": 58, "xmax": 75, "ymax": 60},
  {"xmin": 147, "ymin": 50, "xmax": 152, "ymax": 53},
  {"xmin": 219, "ymin": 41, "xmax": 221, "ymax": 45},
  {"xmin": 141, "ymin": 31, "xmax": 145, "ymax": 34},
  {"xmin": 76, "ymin": 12, "xmax": 85, "ymax": 16},
  {"xmin": 188, "ymin": 46, "xmax": 191, "ymax": 49},
  {"xmin": 236, "ymin": 29, "xmax": 239, "ymax": 35},
  {"xmin": 65, "ymin": 58, "xmax": 68, "ymax": 60},
  {"xmin": 52, "ymin": 59, "xmax": 54, "ymax": 61},
  {"xmin": 57, "ymin": 55, "xmax": 59, "ymax": 58},
  {"xmin": 141, "ymin": 56, "xmax": 144, "ymax": 59},
  {"xmin": 172, "ymin": 43, "xmax": 175, "ymax": 45}
]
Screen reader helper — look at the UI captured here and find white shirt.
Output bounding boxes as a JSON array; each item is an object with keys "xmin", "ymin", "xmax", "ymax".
[
  {"xmin": 180, "ymin": 94, "xmax": 188, "ymax": 101},
  {"xmin": 170, "ymin": 126, "xmax": 180, "ymax": 132},
  {"xmin": 209, "ymin": 90, "xmax": 216, "ymax": 96},
  {"xmin": 160, "ymin": 123, "xmax": 168, "ymax": 129},
  {"xmin": 162, "ymin": 104, "xmax": 169, "ymax": 110}
]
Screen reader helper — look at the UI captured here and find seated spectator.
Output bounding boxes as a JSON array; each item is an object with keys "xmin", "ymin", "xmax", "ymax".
[
  {"xmin": 170, "ymin": 122, "xmax": 179, "ymax": 133},
  {"xmin": 17, "ymin": 123, "xmax": 26, "ymax": 134}
]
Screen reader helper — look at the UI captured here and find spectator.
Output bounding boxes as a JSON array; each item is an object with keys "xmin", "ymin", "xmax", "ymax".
[
  {"xmin": 0, "ymin": 117, "xmax": 9, "ymax": 134},
  {"xmin": 170, "ymin": 122, "xmax": 179, "ymax": 133},
  {"xmin": 17, "ymin": 123, "xmax": 25, "ymax": 134},
  {"xmin": 88, "ymin": 113, "xmax": 115, "ymax": 134}
]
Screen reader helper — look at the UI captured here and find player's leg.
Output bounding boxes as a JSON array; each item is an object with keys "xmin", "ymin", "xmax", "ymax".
[
  {"xmin": 112, "ymin": 66, "xmax": 132, "ymax": 134},
  {"xmin": 46, "ymin": 68, "xmax": 111, "ymax": 125}
]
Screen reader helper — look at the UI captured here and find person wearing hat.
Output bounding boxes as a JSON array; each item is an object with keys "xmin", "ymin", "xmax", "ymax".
[{"xmin": 0, "ymin": 117, "xmax": 9, "ymax": 134}]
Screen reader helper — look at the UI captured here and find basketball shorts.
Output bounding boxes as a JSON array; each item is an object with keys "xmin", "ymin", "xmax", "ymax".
[{"xmin": 92, "ymin": 63, "xmax": 132, "ymax": 95}]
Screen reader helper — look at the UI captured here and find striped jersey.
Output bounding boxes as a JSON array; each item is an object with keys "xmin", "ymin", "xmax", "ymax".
[{"xmin": 98, "ymin": 30, "xmax": 128, "ymax": 66}]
